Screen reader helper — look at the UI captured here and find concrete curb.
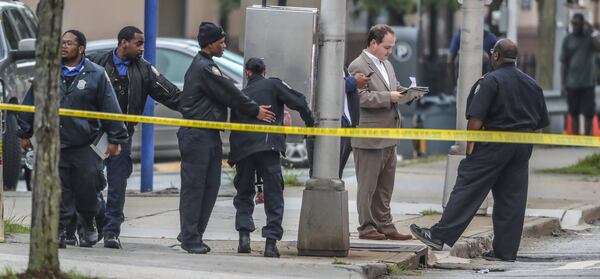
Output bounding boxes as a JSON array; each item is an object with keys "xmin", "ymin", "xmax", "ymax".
[
  {"xmin": 356, "ymin": 246, "xmax": 428, "ymax": 278},
  {"xmin": 360, "ymin": 263, "xmax": 389, "ymax": 279},
  {"xmin": 450, "ymin": 217, "xmax": 561, "ymax": 258},
  {"xmin": 578, "ymin": 204, "xmax": 600, "ymax": 224},
  {"xmin": 450, "ymin": 204, "xmax": 600, "ymax": 259}
]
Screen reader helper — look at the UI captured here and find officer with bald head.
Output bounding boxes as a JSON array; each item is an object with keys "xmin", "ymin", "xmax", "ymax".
[{"xmin": 410, "ymin": 39, "xmax": 550, "ymax": 262}]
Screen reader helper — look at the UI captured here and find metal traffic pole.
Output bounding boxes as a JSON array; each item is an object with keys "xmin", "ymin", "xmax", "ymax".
[
  {"xmin": 141, "ymin": 0, "xmax": 157, "ymax": 192},
  {"xmin": 297, "ymin": 0, "xmax": 349, "ymax": 257}
]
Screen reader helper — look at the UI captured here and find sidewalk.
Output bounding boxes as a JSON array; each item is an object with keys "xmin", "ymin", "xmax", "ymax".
[{"xmin": 2, "ymin": 147, "xmax": 600, "ymax": 278}]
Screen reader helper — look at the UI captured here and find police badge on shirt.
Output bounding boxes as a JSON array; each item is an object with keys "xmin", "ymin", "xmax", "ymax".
[{"xmin": 77, "ymin": 79, "xmax": 87, "ymax": 90}]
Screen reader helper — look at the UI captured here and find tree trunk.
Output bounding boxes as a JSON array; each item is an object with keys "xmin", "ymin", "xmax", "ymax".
[
  {"xmin": 536, "ymin": 0, "xmax": 555, "ymax": 89},
  {"xmin": 27, "ymin": 0, "xmax": 64, "ymax": 275}
]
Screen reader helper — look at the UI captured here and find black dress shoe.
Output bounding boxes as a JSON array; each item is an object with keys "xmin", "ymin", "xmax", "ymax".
[
  {"xmin": 58, "ymin": 231, "xmax": 67, "ymax": 249},
  {"xmin": 181, "ymin": 242, "xmax": 209, "ymax": 254},
  {"xmin": 410, "ymin": 224, "xmax": 443, "ymax": 251},
  {"xmin": 264, "ymin": 239, "xmax": 280, "ymax": 258},
  {"xmin": 482, "ymin": 251, "xmax": 515, "ymax": 262},
  {"xmin": 65, "ymin": 234, "xmax": 78, "ymax": 246},
  {"xmin": 177, "ymin": 233, "xmax": 211, "ymax": 252},
  {"xmin": 104, "ymin": 235, "xmax": 122, "ymax": 249},
  {"xmin": 238, "ymin": 231, "xmax": 251, "ymax": 253}
]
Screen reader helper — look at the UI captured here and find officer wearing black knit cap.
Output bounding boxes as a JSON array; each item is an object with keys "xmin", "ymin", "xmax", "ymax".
[
  {"xmin": 178, "ymin": 22, "xmax": 275, "ymax": 254},
  {"xmin": 229, "ymin": 57, "xmax": 314, "ymax": 257}
]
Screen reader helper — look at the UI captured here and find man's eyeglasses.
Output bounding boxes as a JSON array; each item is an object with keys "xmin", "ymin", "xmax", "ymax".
[{"xmin": 62, "ymin": 40, "xmax": 79, "ymax": 47}]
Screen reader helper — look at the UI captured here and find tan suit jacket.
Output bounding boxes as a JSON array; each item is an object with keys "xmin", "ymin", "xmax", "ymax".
[{"xmin": 348, "ymin": 51, "xmax": 407, "ymax": 149}]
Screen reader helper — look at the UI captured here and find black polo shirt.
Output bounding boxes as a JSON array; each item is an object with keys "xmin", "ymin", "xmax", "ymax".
[{"xmin": 466, "ymin": 63, "xmax": 549, "ymax": 132}]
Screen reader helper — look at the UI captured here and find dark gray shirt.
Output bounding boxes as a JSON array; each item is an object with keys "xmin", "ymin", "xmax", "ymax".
[
  {"xmin": 467, "ymin": 64, "xmax": 549, "ymax": 132},
  {"xmin": 561, "ymin": 33, "xmax": 597, "ymax": 88}
]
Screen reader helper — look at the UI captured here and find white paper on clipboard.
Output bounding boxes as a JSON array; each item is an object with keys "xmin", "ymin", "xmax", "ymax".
[{"xmin": 90, "ymin": 133, "xmax": 108, "ymax": 160}]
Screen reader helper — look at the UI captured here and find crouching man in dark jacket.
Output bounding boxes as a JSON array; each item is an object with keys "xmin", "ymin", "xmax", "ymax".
[
  {"xmin": 229, "ymin": 58, "xmax": 314, "ymax": 257},
  {"xmin": 18, "ymin": 30, "xmax": 128, "ymax": 249}
]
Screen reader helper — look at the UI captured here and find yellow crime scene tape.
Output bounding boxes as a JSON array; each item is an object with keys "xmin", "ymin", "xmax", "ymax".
[{"xmin": 1, "ymin": 103, "xmax": 599, "ymax": 147}]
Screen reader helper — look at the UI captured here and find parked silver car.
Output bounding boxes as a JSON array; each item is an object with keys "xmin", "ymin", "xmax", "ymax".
[
  {"xmin": 0, "ymin": 0, "xmax": 37, "ymax": 190},
  {"xmin": 86, "ymin": 38, "xmax": 309, "ymax": 167}
]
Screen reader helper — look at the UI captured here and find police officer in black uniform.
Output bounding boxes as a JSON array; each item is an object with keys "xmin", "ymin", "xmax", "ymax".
[
  {"xmin": 229, "ymin": 58, "xmax": 314, "ymax": 257},
  {"xmin": 18, "ymin": 30, "xmax": 128, "ymax": 248},
  {"xmin": 178, "ymin": 22, "xmax": 275, "ymax": 254},
  {"xmin": 410, "ymin": 39, "xmax": 549, "ymax": 261},
  {"xmin": 91, "ymin": 26, "xmax": 181, "ymax": 249}
]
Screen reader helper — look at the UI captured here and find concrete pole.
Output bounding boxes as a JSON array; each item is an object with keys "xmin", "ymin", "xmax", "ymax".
[
  {"xmin": 141, "ymin": 0, "xmax": 157, "ymax": 192},
  {"xmin": 297, "ymin": 0, "xmax": 349, "ymax": 257},
  {"xmin": 553, "ymin": 0, "xmax": 567, "ymax": 91},
  {"xmin": 507, "ymin": 0, "xmax": 518, "ymax": 43},
  {"xmin": 442, "ymin": 0, "xmax": 487, "ymax": 214}
]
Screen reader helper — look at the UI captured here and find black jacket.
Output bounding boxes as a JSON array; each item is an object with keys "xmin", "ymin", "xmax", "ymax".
[
  {"xmin": 228, "ymin": 75, "xmax": 314, "ymax": 165},
  {"xmin": 91, "ymin": 50, "xmax": 181, "ymax": 134},
  {"xmin": 180, "ymin": 51, "xmax": 259, "ymax": 122},
  {"xmin": 18, "ymin": 58, "xmax": 128, "ymax": 148}
]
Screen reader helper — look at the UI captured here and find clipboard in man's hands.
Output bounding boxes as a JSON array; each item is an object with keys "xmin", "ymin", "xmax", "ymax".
[{"xmin": 407, "ymin": 86, "xmax": 429, "ymax": 99}]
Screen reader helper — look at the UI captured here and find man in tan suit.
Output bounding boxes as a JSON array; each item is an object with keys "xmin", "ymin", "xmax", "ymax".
[{"xmin": 348, "ymin": 24, "xmax": 414, "ymax": 240}]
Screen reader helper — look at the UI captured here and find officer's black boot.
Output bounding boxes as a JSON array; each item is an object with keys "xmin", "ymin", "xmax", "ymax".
[
  {"xmin": 238, "ymin": 231, "xmax": 251, "ymax": 253},
  {"xmin": 58, "ymin": 230, "xmax": 67, "ymax": 249},
  {"xmin": 78, "ymin": 216, "xmax": 98, "ymax": 247},
  {"xmin": 264, "ymin": 238, "xmax": 280, "ymax": 258}
]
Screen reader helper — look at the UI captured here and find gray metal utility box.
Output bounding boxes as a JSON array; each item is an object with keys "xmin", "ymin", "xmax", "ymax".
[{"xmin": 244, "ymin": 5, "xmax": 319, "ymax": 132}]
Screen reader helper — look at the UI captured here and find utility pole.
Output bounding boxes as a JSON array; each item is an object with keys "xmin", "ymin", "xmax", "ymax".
[
  {"xmin": 507, "ymin": 0, "xmax": 518, "ymax": 43},
  {"xmin": 553, "ymin": 0, "xmax": 567, "ymax": 91},
  {"xmin": 141, "ymin": 0, "xmax": 157, "ymax": 192},
  {"xmin": 297, "ymin": 0, "xmax": 349, "ymax": 257},
  {"xmin": 442, "ymin": 0, "xmax": 487, "ymax": 214}
]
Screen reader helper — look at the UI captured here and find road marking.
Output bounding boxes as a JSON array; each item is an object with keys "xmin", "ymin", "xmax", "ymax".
[{"xmin": 554, "ymin": 260, "xmax": 600, "ymax": 270}]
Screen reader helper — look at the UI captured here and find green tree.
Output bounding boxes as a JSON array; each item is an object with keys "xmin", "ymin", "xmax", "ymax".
[{"xmin": 219, "ymin": 0, "xmax": 241, "ymax": 33}]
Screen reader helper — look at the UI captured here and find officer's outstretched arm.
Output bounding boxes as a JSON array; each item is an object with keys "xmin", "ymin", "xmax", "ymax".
[
  {"xmin": 16, "ymin": 86, "xmax": 34, "ymax": 139},
  {"xmin": 203, "ymin": 66, "xmax": 259, "ymax": 117},
  {"xmin": 148, "ymin": 65, "xmax": 182, "ymax": 112},
  {"xmin": 272, "ymin": 78, "xmax": 314, "ymax": 126}
]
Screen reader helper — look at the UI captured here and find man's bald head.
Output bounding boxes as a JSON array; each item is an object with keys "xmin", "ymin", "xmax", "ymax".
[{"xmin": 491, "ymin": 39, "xmax": 518, "ymax": 69}]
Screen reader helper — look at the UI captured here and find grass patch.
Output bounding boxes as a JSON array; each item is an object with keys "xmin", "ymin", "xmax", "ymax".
[
  {"xmin": 398, "ymin": 156, "xmax": 446, "ymax": 168},
  {"xmin": 419, "ymin": 209, "xmax": 441, "ymax": 216},
  {"xmin": 283, "ymin": 170, "xmax": 303, "ymax": 187},
  {"xmin": 0, "ymin": 268, "xmax": 96, "ymax": 279},
  {"xmin": 3, "ymin": 216, "xmax": 29, "ymax": 236},
  {"xmin": 332, "ymin": 257, "xmax": 350, "ymax": 265},
  {"xmin": 386, "ymin": 263, "xmax": 421, "ymax": 276},
  {"xmin": 540, "ymin": 153, "xmax": 600, "ymax": 176}
]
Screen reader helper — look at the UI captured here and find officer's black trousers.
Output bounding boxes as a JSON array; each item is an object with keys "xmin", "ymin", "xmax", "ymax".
[
  {"xmin": 233, "ymin": 151, "xmax": 284, "ymax": 240},
  {"xmin": 431, "ymin": 143, "xmax": 533, "ymax": 260},
  {"xmin": 178, "ymin": 128, "xmax": 222, "ymax": 245},
  {"xmin": 59, "ymin": 146, "xmax": 102, "ymax": 231}
]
